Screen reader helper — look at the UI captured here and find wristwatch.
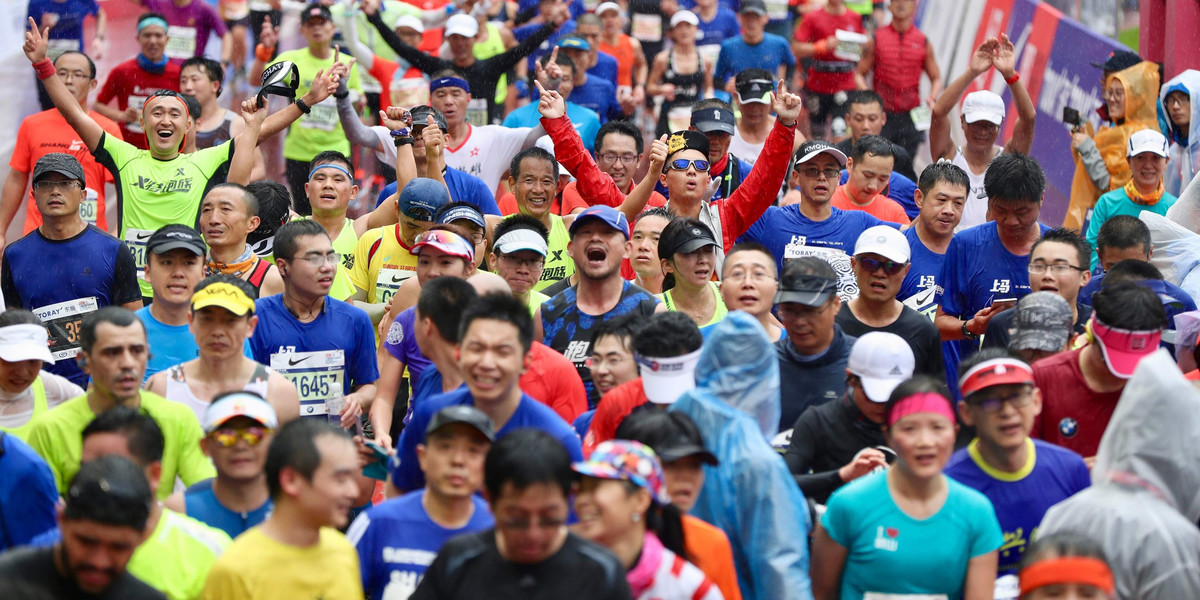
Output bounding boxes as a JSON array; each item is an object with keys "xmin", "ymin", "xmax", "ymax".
[
  {"xmin": 961, "ymin": 321, "xmax": 978, "ymax": 340},
  {"xmin": 295, "ymin": 98, "xmax": 312, "ymax": 114}
]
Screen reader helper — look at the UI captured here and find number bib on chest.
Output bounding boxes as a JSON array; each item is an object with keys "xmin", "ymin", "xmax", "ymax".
[
  {"xmin": 631, "ymin": 13, "xmax": 662, "ymax": 42},
  {"xmin": 271, "ymin": 350, "xmax": 345, "ymax": 417},
  {"xmin": 80, "ymin": 188, "xmax": 99, "ymax": 225},
  {"xmin": 374, "ymin": 268, "xmax": 414, "ymax": 304},
  {"xmin": 124, "ymin": 228, "xmax": 154, "ymax": 279},
  {"xmin": 34, "ymin": 297, "xmax": 99, "ymax": 360},
  {"xmin": 299, "ymin": 97, "xmax": 339, "ymax": 132},
  {"xmin": 466, "ymin": 98, "xmax": 489, "ymax": 127},
  {"xmin": 165, "ymin": 26, "xmax": 198, "ymax": 59}
]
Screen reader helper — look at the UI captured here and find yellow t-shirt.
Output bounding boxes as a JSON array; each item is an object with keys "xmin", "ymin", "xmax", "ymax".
[
  {"xmin": 25, "ymin": 391, "xmax": 215, "ymax": 500},
  {"xmin": 202, "ymin": 526, "xmax": 362, "ymax": 600},
  {"xmin": 297, "ymin": 216, "xmax": 359, "ymax": 301},
  {"xmin": 535, "ymin": 214, "xmax": 575, "ymax": 292},
  {"xmin": 526, "ymin": 290, "xmax": 550, "ymax": 318},
  {"xmin": 129, "ymin": 509, "xmax": 232, "ymax": 600},
  {"xmin": 348, "ymin": 224, "xmax": 418, "ymax": 305}
]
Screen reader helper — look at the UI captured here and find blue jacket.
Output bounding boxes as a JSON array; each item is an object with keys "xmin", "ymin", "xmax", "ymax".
[{"xmin": 776, "ymin": 325, "xmax": 856, "ymax": 433}]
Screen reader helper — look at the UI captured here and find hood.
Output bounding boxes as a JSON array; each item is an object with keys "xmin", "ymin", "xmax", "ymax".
[
  {"xmin": 1159, "ymin": 69, "xmax": 1200, "ymax": 147},
  {"xmin": 1093, "ymin": 349, "xmax": 1200, "ymax": 521},
  {"xmin": 692, "ymin": 311, "xmax": 781, "ymax": 439},
  {"xmin": 1109, "ymin": 61, "xmax": 1161, "ymax": 127}
]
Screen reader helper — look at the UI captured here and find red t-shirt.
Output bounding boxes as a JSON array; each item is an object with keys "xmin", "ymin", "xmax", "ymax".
[
  {"xmin": 830, "ymin": 185, "xmax": 910, "ymax": 224},
  {"xmin": 560, "ymin": 180, "xmax": 667, "ymax": 214},
  {"xmin": 10, "ymin": 109, "xmax": 123, "ymax": 233},
  {"xmin": 1031, "ymin": 348, "xmax": 1124, "ymax": 459},
  {"xmin": 794, "ymin": 8, "xmax": 863, "ymax": 94},
  {"xmin": 583, "ymin": 377, "xmax": 650, "ymax": 455},
  {"xmin": 95, "ymin": 59, "xmax": 182, "ymax": 150},
  {"xmin": 521, "ymin": 342, "xmax": 589, "ymax": 424}
]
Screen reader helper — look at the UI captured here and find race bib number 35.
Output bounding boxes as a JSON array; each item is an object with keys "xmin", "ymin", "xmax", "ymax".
[
  {"xmin": 34, "ymin": 297, "xmax": 99, "ymax": 360},
  {"xmin": 272, "ymin": 350, "xmax": 346, "ymax": 418}
]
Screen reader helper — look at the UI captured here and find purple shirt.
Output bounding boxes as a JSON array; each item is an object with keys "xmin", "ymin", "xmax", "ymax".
[
  {"xmin": 142, "ymin": 0, "xmax": 226, "ymax": 61},
  {"xmin": 383, "ymin": 307, "xmax": 433, "ymax": 381}
]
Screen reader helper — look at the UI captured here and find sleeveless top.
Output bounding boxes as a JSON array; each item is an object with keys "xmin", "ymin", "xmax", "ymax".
[
  {"xmin": 657, "ymin": 49, "xmax": 707, "ymax": 136},
  {"xmin": 0, "ymin": 377, "xmax": 48, "ymax": 441},
  {"xmin": 535, "ymin": 214, "xmax": 576, "ymax": 292},
  {"xmin": 184, "ymin": 478, "xmax": 272, "ymax": 539},
  {"xmin": 164, "ymin": 362, "xmax": 273, "ymax": 423},
  {"xmin": 952, "ymin": 146, "xmax": 1001, "ymax": 231},
  {"xmin": 195, "ymin": 110, "xmax": 236, "ymax": 149},
  {"xmin": 599, "ymin": 33, "xmax": 637, "ymax": 88},
  {"xmin": 657, "ymin": 281, "xmax": 728, "ymax": 327},
  {"xmin": 473, "ymin": 22, "xmax": 508, "ymax": 105},
  {"xmin": 872, "ymin": 24, "xmax": 927, "ymax": 113}
]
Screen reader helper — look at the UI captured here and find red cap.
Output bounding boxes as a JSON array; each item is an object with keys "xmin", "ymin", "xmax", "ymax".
[
  {"xmin": 958, "ymin": 358, "xmax": 1034, "ymax": 398},
  {"xmin": 1092, "ymin": 316, "xmax": 1161, "ymax": 379}
]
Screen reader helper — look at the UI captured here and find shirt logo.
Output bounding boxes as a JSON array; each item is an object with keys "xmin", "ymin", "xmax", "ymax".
[
  {"xmin": 990, "ymin": 279, "xmax": 1011, "ymax": 294},
  {"xmin": 1059, "ymin": 417, "xmax": 1078, "ymax": 438},
  {"xmin": 134, "ymin": 174, "xmax": 194, "ymax": 194},
  {"xmin": 563, "ymin": 340, "xmax": 590, "ymax": 364},
  {"xmin": 874, "ymin": 525, "xmax": 899, "ymax": 551}
]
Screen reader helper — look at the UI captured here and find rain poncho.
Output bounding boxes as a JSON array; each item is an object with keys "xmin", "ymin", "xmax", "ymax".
[
  {"xmin": 670, "ymin": 312, "xmax": 813, "ymax": 600},
  {"xmin": 1065, "ymin": 61, "xmax": 1161, "ymax": 230},
  {"xmin": 1037, "ymin": 350, "xmax": 1200, "ymax": 598},
  {"xmin": 1161, "ymin": 70, "xmax": 1200, "ymax": 196}
]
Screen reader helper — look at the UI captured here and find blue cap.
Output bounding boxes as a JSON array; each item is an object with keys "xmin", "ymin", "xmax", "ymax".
[
  {"xmin": 398, "ymin": 178, "xmax": 451, "ymax": 221},
  {"xmin": 569, "ymin": 205, "xmax": 629, "ymax": 239},
  {"xmin": 436, "ymin": 204, "xmax": 486, "ymax": 228},
  {"xmin": 557, "ymin": 36, "xmax": 590, "ymax": 52}
]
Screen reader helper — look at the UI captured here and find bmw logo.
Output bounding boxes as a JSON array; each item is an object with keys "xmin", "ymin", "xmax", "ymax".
[{"xmin": 1059, "ymin": 418, "xmax": 1078, "ymax": 438}]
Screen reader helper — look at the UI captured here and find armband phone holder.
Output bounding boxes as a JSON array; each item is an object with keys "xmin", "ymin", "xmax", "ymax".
[{"xmin": 257, "ymin": 61, "xmax": 300, "ymax": 109}]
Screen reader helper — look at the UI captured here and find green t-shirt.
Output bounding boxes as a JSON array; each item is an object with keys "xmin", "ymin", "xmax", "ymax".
[
  {"xmin": 128, "ymin": 509, "xmax": 231, "ymax": 600},
  {"xmin": 94, "ymin": 133, "xmax": 232, "ymax": 297},
  {"xmin": 26, "ymin": 391, "xmax": 216, "ymax": 500},
  {"xmin": 272, "ymin": 48, "xmax": 362, "ymax": 161}
]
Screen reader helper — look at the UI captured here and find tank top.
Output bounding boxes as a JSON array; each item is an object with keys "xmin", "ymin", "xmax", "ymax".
[
  {"xmin": 872, "ymin": 24, "xmax": 927, "ymax": 113},
  {"xmin": 473, "ymin": 22, "xmax": 508, "ymax": 106},
  {"xmin": 0, "ymin": 377, "xmax": 48, "ymax": 441},
  {"xmin": 952, "ymin": 146, "xmax": 1001, "ymax": 231},
  {"xmin": 599, "ymin": 33, "xmax": 637, "ymax": 88},
  {"xmin": 657, "ymin": 49, "xmax": 706, "ymax": 136},
  {"xmin": 164, "ymin": 362, "xmax": 273, "ymax": 423},
  {"xmin": 656, "ymin": 281, "xmax": 728, "ymax": 327},
  {"xmin": 184, "ymin": 478, "xmax": 272, "ymax": 539},
  {"xmin": 535, "ymin": 214, "xmax": 576, "ymax": 292},
  {"xmin": 195, "ymin": 110, "xmax": 236, "ymax": 149}
]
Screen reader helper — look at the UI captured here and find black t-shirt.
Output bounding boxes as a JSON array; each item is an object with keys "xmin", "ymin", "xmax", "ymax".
[
  {"xmin": 411, "ymin": 530, "xmax": 632, "ymax": 600},
  {"xmin": 836, "ymin": 303, "xmax": 946, "ymax": 381},
  {"xmin": 0, "ymin": 545, "xmax": 165, "ymax": 599}
]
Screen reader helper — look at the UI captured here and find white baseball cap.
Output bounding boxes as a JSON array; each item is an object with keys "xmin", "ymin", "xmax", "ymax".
[
  {"xmin": 395, "ymin": 15, "xmax": 424, "ymax": 34},
  {"xmin": 669, "ymin": 10, "xmax": 699, "ymax": 28},
  {"xmin": 595, "ymin": 2, "xmax": 621, "ymax": 16},
  {"xmin": 853, "ymin": 225, "xmax": 910, "ymax": 263},
  {"xmin": 848, "ymin": 332, "xmax": 915, "ymax": 403},
  {"xmin": 962, "ymin": 90, "xmax": 1005, "ymax": 125},
  {"xmin": 0, "ymin": 324, "xmax": 54, "ymax": 364},
  {"xmin": 1127, "ymin": 128, "xmax": 1169, "ymax": 158},
  {"xmin": 203, "ymin": 391, "xmax": 279, "ymax": 433},
  {"xmin": 637, "ymin": 348, "xmax": 701, "ymax": 405},
  {"xmin": 444, "ymin": 14, "xmax": 479, "ymax": 38}
]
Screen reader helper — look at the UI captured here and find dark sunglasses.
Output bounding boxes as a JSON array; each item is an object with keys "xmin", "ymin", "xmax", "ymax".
[
  {"xmin": 667, "ymin": 159, "xmax": 710, "ymax": 172},
  {"xmin": 858, "ymin": 257, "xmax": 907, "ymax": 275}
]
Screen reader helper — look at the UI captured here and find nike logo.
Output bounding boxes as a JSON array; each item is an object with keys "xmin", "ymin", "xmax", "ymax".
[
  {"xmin": 288, "ymin": 356, "xmax": 311, "ymax": 366},
  {"xmin": 914, "ymin": 286, "xmax": 936, "ymax": 306},
  {"xmin": 390, "ymin": 275, "xmax": 405, "ymax": 283},
  {"xmin": 133, "ymin": 232, "xmax": 153, "ymax": 241}
]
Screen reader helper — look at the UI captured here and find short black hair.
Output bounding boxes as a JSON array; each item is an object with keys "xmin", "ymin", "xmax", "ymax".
[
  {"xmin": 883, "ymin": 375, "xmax": 953, "ymax": 427},
  {"xmin": 632, "ymin": 312, "xmax": 703, "ymax": 358},
  {"xmin": 246, "ymin": 179, "xmax": 292, "ymax": 242},
  {"xmin": 957, "ymin": 347, "xmax": 1024, "ymax": 381},
  {"xmin": 509, "ymin": 146, "xmax": 559, "ymax": 182},
  {"xmin": 492, "ymin": 214, "xmax": 550, "ymax": 252},
  {"xmin": 723, "ymin": 242, "xmax": 779, "ymax": 277},
  {"xmin": 417, "ymin": 276, "xmax": 478, "ymax": 343},
  {"xmin": 1102, "ymin": 259, "xmax": 1164, "ymax": 284},
  {"xmin": 1032, "ymin": 227, "xmax": 1092, "ymax": 270},
  {"xmin": 273, "ymin": 219, "xmax": 329, "ymax": 261},
  {"xmin": 63, "ymin": 455, "xmax": 153, "ymax": 531},
  {"xmin": 589, "ymin": 312, "xmax": 642, "ymax": 350},
  {"xmin": 1092, "ymin": 280, "xmax": 1166, "ymax": 331},
  {"xmin": 53, "ymin": 51, "xmax": 97, "ymax": 80},
  {"xmin": 595, "ymin": 120, "xmax": 643, "ymax": 155},
  {"xmin": 484, "ymin": 429, "xmax": 574, "ymax": 501},
  {"xmin": 459, "ymin": 293, "xmax": 534, "ymax": 353},
  {"xmin": 194, "ymin": 272, "xmax": 259, "ymax": 302},
  {"xmin": 0, "ymin": 309, "xmax": 43, "ymax": 328},
  {"xmin": 1095, "ymin": 214, "xmax": 1151, "ymax": 255},
  {"xmin": 916, "ymin": 161, "xmax": 970, "ymax": 196},
  {"xmin": 265, "ymin": 418, "xmax": 353, "ymax": 500},
  {"xmin": 180, "ymin": 93, "xmax": 202, "ymax": 120},
  {"xmin": 846, "ymin": 89, "xmax": 884, "ymax": 110},
  {"xmin": 849, "ymin": 134, "xmax": 896, "ymax": 163},
  {"xmin": 635, "ymin": 206, "xmax": 673, "ymax": 226},
  {"xmin": 181, "ymin": 56, "xmax": 224, "ymax": 96},
  {"xmin": 983, "ymin": 153, "xmax": 1045, "ymax": 203},
  {"xmin": 81, "ymin": 406, "xmax": 165, "ymax": 466},
  {"xmin": 309, "ymin": 150, "xmax": 354, "ymax": 175},
  {"xmin": 208, "ymin": 182, "xmax": 259, "ymax": 217},
  {"xmin": 539, "ymin": 48, "xmax": 576, "ymax": 76},
  {"xmin": 80, "ymin": 307, "xmax": 144, "ymax": 354}
]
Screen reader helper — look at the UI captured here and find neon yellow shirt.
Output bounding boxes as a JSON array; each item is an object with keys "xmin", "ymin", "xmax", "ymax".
[
  {"xmin": 526, "ymin": 289, "xmax": 550, "ymax": 318},
  {"xmin": 297, "ymin": 216, "xmax": 359, "ymax": 301},
  {"xmin": 271, "ymin": 48, "xmax": 362, "ymax": 161},
  {"xmin": 129, "ymin": 509, "xmax": 231, "ymax": 600},
  {"xmin": 475, "ymin": 22, "xmax": 508, "ymax": 105},
  {"xmin": 535, "ymin": 214, "xmax": 574, "ymax": 292},
  {"xmin": 26, "ymin": 391, "xmax": 215, "ymax": 500},
  {"xmin": 201, "ymin": 526, "xmax": 362, "ymax": 600},
  {"xmin": 348, "ymin": 224, "xmax": 417, "ymax": 305},
  {"xmin": 657, "ymin": 281, "xmax": 729, "ymax": 327}
]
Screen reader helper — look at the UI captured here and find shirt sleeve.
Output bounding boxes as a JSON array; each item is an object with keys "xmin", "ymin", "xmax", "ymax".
[
  {"xmin": 112, "ymin": 242, "xmax": 143, "ymax": 304},
  {"xmin": 10, "ymin": 120, "xmax": 31, "ymax": 172},
  {"xmin": 1085, "ymin": 197, "xmax": 1108, "ymax": 270},
  {"xmin": 201, "ymin": 560, "xmax": 252, "ymax": 600},
  {"xmin": 713, "ymin": 44, "xmax": 730, "ymax": 85},
  {"xmin": 459, "ymin": 174, "xmax": 501, "ymax": 216},
  {"xmin": 2, "ymin": 446, "xmax": 59, "ymax": 547},
  {"xmin": 390, "ymin": 403, "xmax": 429, "ymax": 491},
  {"xmin": 25, "ymin": 420, "xmax": 65, "ymax": 494},
  {"xmin": 346, "ymin": 511, "xmax": 376, "ymax": 595},
  {"xmin": 819, "ymin": 488, "xmax": 851, "ymax": 548},
  {"xmin": 936, "ymin": 236, "xmax": 967, "ymax": 318},
  {"xmin": 968, "ymin": 492, "xmax": 1004, "ymax": 557},
  {"xmin": 96, "ymin": 68, "xmax": 120, "ymax": 105}
]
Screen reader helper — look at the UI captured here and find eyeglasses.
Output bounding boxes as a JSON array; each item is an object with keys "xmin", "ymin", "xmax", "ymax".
[
  {"xmin": 586, "ymin": 354, "xmax": 631, "ymax": 369},
  {"xmin": 667, "ymin": 159, "xmax": 710, "ymax": 172},
  {"xmin": 858, "ymin": 257, "xmax": 907, "ymax": 275},
  {"xmin": 210, "ymin": 426, "xmax": 272, "ymax": 447},
  {"xmin": 294, "ymin": 251, "xmax": 342, "ymax": 267},
  {"xmin": 33, "ymin": 180, "xmax": 82, "ymax": 191},
  {"xmin": 498, "ymin": 253, "xmax": 544, "ymax": 269},
  {"xmin": 598, "ymin": 153, "xmax": 639, "ymax": 166},
  {"xmin": 725, "ymin": 268, "xmax": 775, "ymax": 283},
  {"xmin": 1028, "ymin": 262, "xmax": 1085, "ymax": 275},
  {"xmin": 1104, "ymin": 87, "xmax": 1125, "ymax": 101},
  {"xmin": 966, "ymin": 388, "xmax": 1033, "ymax": 413},
  {"xmin": 57, "ymin": 69, "xmax": 91, "ymax": 82},
  {"xmin": 797, "ymin": 167, "xmax": 841, "ymax": 180}
]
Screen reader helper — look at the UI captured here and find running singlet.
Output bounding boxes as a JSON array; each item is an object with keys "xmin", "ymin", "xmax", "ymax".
[
  {"xmin": 184, "ymin": 478, "xmax": 272, "ymax": 539},
  {"xmin": 657, "ymin": 282, "xmax": 728, "ymax": 327},
  {"xmin": 195, "ymin": 110, "xmax": 236, "ymax": 149},
  {"xmin": 951, "ymin": 146, "xmax": 1000, "ymax": 232},
  {"xmin": 93, "ymin": 133, "xmax": 234, "ymax": 297},
  {"xmin": 163, "ymin": 362, "xmax": 273, "ymax": 423},
  {"xmin": 0, "ymin": 374, "xmax": 84, "ymax": 442},
  {"xmin": 535, "ymin": 215, "xmax": 575, "ymax": 292},
  {"xmin": 270, "ymin": 49, "xmax": 362, "ymax": 161},
  {"xmin": 349, "ymin": 224, "xmax": 417, "ymax": 304}
]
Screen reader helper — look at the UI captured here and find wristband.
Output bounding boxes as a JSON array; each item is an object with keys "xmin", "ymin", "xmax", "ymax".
[
  {"xmin": 390, "ymin": 127, "xmax": 412, "ymax": 138},
  {"xmin": 333, "ymin": 89, "xmax": 349, "ymax": 100},
  {"xmin": 814, "ymin": 40, "xmax": 828, "ymax": 55},
  {"xmin": 961, "ymin": 321, "xmax": 978, "ymax": 340},
  {"xmin": 295, "ymin": 98, "xmax": 312, "ymax": 114},
  {"xmin": 255, "ymin": 43, "xmax": 274, "ymax": 62},
  {"xmin": 394, "ymin": 136, "xmax": 415, "ymax": 148},
  {"xmin": 1005, "ymin": 72, "xmax": 1020, "ymax": 85},
  {"xmin": 33, "ymin": 59, "xmax": 56, "ymax": 80}
]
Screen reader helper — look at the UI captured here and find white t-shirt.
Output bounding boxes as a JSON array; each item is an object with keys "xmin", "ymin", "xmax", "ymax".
[
  {"xmin": 952, "ymin": 145, "xmax": 1001, "ymax": 232},
  {"xmin": 445, "ymin": 125, "xmax": 533, "ymax": 195},
  {"xmin": 729, "ymin": 127, "xmax": 766, "ymax": 165}
]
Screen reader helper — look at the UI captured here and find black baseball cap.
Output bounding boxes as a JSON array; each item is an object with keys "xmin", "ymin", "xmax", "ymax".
[
  {"xmin": 410, "ymin": 105, "xmax": 449, "ymax": 133},
  {"xmin": 665, "ymin": 130, "xmax": 710, "ymax": 161},
  {"xmin": 426, "ymin": 405, "xmax": 495, "ymax": 441},
  {"xmin": 658, "ymin": 219, "xmax": 718, "ymax": 260},
  {"xmin": 739, "ymin": 0, "xmax": 768, "ymax": 15},
  {"xmin": 775, "ymin": 260, "xmax": 838, "ymax": 307},
  {"xmin": 1091, "ymin": 50, "xmax": 1142, "ymax": 72},
  {"xmin": 615, "ymin": 409, "xmax": 718, "ymax": 465},
  {"xmin": 32, "ymin": 153, "xmax": 85, "ymax": 184},
  {"xmin": 302, "ymin": 2, "xmax": 333, "ymax": 23},
  {"xmin": 691, "ymin": 106, "xmax": 736, "ymax": 135},
  {"xmin": 147, "ymin": 224, "xmax": 206, "ymax": 257}
]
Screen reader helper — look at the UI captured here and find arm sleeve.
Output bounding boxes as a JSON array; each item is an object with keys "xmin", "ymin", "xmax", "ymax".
[
  {"xmin": 3, "ymin": 450, "xmax": 59, "ymax": 547},
  {"xmin": 541, "ymin": 114, "xmax": 626, "ymax": 208},
  {"xmin": 719, "ymin": 120, "xmax": 797, "ymax": 247},
  {"xmin": 367, "ymin": 10, "xmax": 453, "ymax": 76},
  {"xmin": 338, "ymin": 91, "xmax": 384, "ymax": 149},
  {"xmin": 112, "ymin": 242, "xmax": 143, "ymax": 304},
  {"xmin": 1, "ymin": 253, "xmax": 21, "ymax": 309}
]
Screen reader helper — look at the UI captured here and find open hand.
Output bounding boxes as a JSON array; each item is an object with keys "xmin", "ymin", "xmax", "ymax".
[
  {"xmin": 839, "ymin": 448, "xmax": 889, "ymax": 482},
  {"xmin": 535, "ymin": 80, "xmax": 567, "ymax": 119},
  {"xmin": 992, "ymin": 33, "xmax": 1017, "ymax": 80},
  {"xmin": 968, "ymin": 38, "xmax": 997, "ymax": 75}
]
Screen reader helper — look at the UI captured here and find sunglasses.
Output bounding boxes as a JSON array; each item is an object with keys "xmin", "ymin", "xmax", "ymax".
[
  {"xmin": 210, "ymin": 426, "xmax": 272, "ymax": 448},
  {"xmin": 667, "ymin": 159, "xmax": 710, "ymax": 172},
  {"xmin": 858, "ymin": 257, "xmax": 907, "ymax": 275}
]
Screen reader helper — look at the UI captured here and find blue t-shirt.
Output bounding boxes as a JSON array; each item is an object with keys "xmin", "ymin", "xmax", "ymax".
[
  {"xmin": 713, "ymin": 33, "xmax": 795, "ymax": 85},
  {"xmin": 569, "ymin": 76, "xmax": 621, "ymax": 125},
  {"xmin": 897, "ymin": 226, "xmax": 945, "ymax": 320},
  {"xmin": 0, "ymin": 433, "xmax": 58, "ymax": 552},
  {"xmin": 347, "ymin": 490, "xmax": 494, "ymax": 600},
  {"xmin": 249, "ymin": 295, "xmax": 380, "ymax": 419},
  {"xmin": 694, "ymin": 7, "xmax": 741, "ymax": 49},
  {"xmin": 515, "ymin": 19, "xmax": 578, "ymax": 74},
  {"xmin": 839, "ymin": 170, "xmax": 919, "ymax": 219},
  {"xmin": 183, "ymin": 478, "xmax": 272, "ymax": 539},
  {"xmin": 27, "ymin": 0, "xmax": 99, "ymax": 50},
  {"xmin": 136, "ymin": 307, "xmax": 253, "ymax": 380},
  {"xmin": 517, "ymin": 0, "xmax": 585, "ymax": 18},
  {"xmin": 502, "ymin": 101, "xmax": 601, "ymax": 152},
  {"xmin": 390, "ymin": 388, "xmax": 583, "ymax": 491},
  {"xmin": 587, "ymin": 52, "xmax": 620, "ymax": 87},
  {"xmin": 374, "ymin": 167, "xmax": 500, "ymax": 215},
  {"xmin": 945, "ymin": 439, "xmax": 1090, "ymax": 577},
  {"xmin": 822, "ymin": 471, "xmax": 1004, "ymax": 600}
]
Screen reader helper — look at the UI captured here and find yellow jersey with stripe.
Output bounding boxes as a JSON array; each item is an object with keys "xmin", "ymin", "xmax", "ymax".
[
  {"xmin": 348, "ymin": 224, "xmax": 418, "ymax": 305},
  {"xmin": 535, "ymin": 214, "xmax": 575, "ymax": 292}
]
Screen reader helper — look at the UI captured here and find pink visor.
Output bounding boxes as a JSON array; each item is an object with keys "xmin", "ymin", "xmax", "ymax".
[
  {"xmin": 1092, "ymin": 316, "xmax": 1161, "ymax": 379},
  {"xmin": 411, "ymin": 229, "xmax": 475, "ymax": 262}
]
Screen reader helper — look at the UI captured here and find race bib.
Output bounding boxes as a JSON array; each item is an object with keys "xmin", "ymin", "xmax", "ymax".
[
  {"xmin": 783, "ymin": 244, "xmax": 858, "ymax": 302},
  {"xmin": 466, "ymin": 98, "xmax": 489, "ymax": 127},
  {"xmin": 697, "ymin": 44, "xmax": 722, "ymax": 71},
  {"xmin": 80, "ymin": 188, "xmax": 99, "ymax": 226},
  {"xmin": 46, "ymin": 38, "xmax": 81, "ymax": 59},
  {"xmin": 34, "ymin": 297, "xmax": 99, "ymax": 360},
  {"xmin": 391, "ymin": 77, "xmax": 430, "ymax": 109},
  {"xmin": 300, "ymin": 97, "xmax": 339, "ymax": 132},
  {"xmin": 667, "ymin": 104, "xmax": 694, "ymax": 134},
  {"xmin": 910, "ymin": 105, "xmax": 932, "ymax": 132},
  {"xmin": 833, "ymin": 29, "xmax": 869, "ymax": 62},
  {"xmin": 127, "ymin": 96, "xmax": 149, "ymax": 134},
  {"xmin": 374, "ymin": 268, "xmax": 414, "ymax": 304},
  {"xmin": 631, "ymin": 13, "xmax": 662, "ymax": 43},
  {"xmin": 271, "ymin": 350, "xmax": 346, "ymax": 417},
  {"xmin": 765, "ymin": 0, "xmax": 789, "ymax": 20},
  {"xmin": 124, "ymin": 228, "xmax": 154, "ymax": 278},
  {"xmin": 993, "ymin": 575, "xmax": 1019, "ymax": 600},
  {"xmin": 165, "ymin": 26, "xmax": 198, "ymax": 60}
]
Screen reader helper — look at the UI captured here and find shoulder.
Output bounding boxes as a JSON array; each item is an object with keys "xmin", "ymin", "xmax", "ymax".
[
  {"xmin": 1032, "ymin": 348, "xmax": 1080, "ymax": 375},
  {"xmin": 517, "ymin": 394, "xmax": 575, "ymax": 432},
  {"xmin": 563, "ymin": 533, "xmax": 628, "ymax": 582},
  {"xmin": 163, "ymin": 509, "xmax": 232, "ymax": 555},
  {"xmin": 1031, "ymin": 439, "xmax": 1088, "ymax": 470},
  {"xmin": 139, "ymin": 391, "xmax": 201, "ymax": 424},
  {"xmin": 828, "ymin": 469, "xmax": 887, "ymax": 507},
  {"xmin": 942, "ymin": 447, "xmax": 977, "ymax": 478},
  {"xmin": 945, "ymin": 476, "xmax": 999, "ymax": 513}
]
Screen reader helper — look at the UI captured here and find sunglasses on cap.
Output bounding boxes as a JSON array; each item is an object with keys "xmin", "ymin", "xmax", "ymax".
[
  {"xmin": 667, "ymin": 159, "xmax": 710, "ymax": 172},
  {"xmin": 858, "ymin": 257, "xmax": 907, "ymax": 275},
  {"xmin": 210, "ymin": 426, "xmax": 272, "ymax": 448}
]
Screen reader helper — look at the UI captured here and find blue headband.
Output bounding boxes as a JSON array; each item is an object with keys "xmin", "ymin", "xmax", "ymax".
[
  {"xmin": 138, "ymin": 17, "xmax": 169, "ymax": 33},
  {"xmin": 308, "ymin": 163, "xmax": 352, "ymax": 180},
  {"xmin": 430, "ymin": 77, "xmax": 470, "ymax": 93}
]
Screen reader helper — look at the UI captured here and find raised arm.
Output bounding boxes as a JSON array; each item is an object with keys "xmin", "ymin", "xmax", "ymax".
[
  {"xmin": 249, "ymin": 16, "xmax": 278, "ymax": 83},
  {"xmin": 929, "ymin": 38, "xmax": 997, "ymax": 162},
  {"xmin": 336, "ymin": 75, "xmax": 384, "ymax": 151},
  {"xmin": 483, "ymin": 1, "xmax": 569, "ymax": 75},
  {"xmin": 993, "ymin": 34, "xmax": 1035, "ymax": 155},
  {"xmin": 536, "ymin": 79, "xmax": 626, "ymax": 208},
  {"xmin": 228, "ymin": 98, "xmax": 268, "ymax": 184},
  {"xmin": 923, "ymin": 38, "xmax": 943, "ymax": 107},
  {"xmin": 339, "ymin": 7, "xmax": 378, "ymax": 73},
  {"xmin": 364, "ymin": 0, "xmax": 452, "ymax": 75},
  {"xmin": 721, "ymin": 81, "xmax": 800, "ymax": 245},
  {"xmin": 259, "ymin": 63, "xmax": 343, "ymax": 142},
  {"xmin": 617, "ymin": 134, "xmax": 667, "ymax": 219},
  {"xmin": 24, "ymin": 19, "xmax": 105, "ymax": 152}
]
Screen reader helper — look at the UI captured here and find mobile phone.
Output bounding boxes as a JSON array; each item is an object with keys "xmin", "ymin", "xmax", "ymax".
[
  {"xmin": 1062, "ymin": 106, "xmax": 1081, "ymax": 126},
  {"xmin": 992, "ymin": 298, "xmax": 1017, "ymax": 311}
]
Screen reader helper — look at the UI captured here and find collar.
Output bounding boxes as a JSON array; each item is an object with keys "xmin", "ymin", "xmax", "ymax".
[{"xmin": 967, "ymin": 438, "xmax": 1036, "ymax": 482}]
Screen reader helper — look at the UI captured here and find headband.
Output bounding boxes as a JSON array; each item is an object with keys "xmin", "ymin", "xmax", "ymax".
[
  {"xmin": 1019, "ymin": 557, "xmax": 1115, "ymax": 595},
  {"xmin": 430, "ymin": 77, "xmax": 470, "ymax": 93},
  {"xmin": 887, "ymin": 392, "xmax": 955, "ymax": 427},
  {"xmin": 308, "ymin": 163, "xmax": 352, "ymax": 181},
  {"xmin": 138, "ymin": 17, "xmax": 169, "ymax": 33},
  {"xmin": 142, "ymin": 93, "xmax": 188, "ymax": 118}
]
